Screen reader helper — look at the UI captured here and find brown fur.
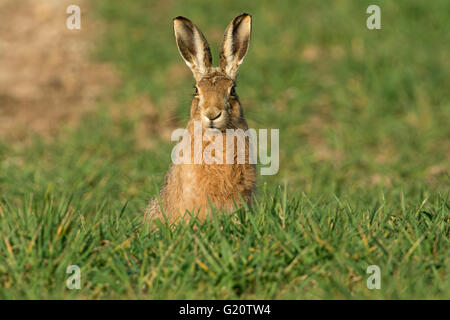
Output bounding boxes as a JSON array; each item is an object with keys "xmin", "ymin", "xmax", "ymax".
[{"xmin": 146, "ymin": 14, "xmax": 255, "ymax": 223}]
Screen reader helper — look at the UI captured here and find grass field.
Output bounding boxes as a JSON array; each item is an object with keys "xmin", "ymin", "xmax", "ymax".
[{"xmin": 0, "ymin": 0, "xmax": 449, "ymax": 299}]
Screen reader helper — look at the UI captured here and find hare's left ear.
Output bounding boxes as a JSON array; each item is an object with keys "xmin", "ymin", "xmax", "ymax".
[
  {"xmin": 174, "ymin": 16, "xmax": 212, "ymax": 81},
  {"xmin": 219, "ymin": 13, "xmax": 252, "ymax": 80}
]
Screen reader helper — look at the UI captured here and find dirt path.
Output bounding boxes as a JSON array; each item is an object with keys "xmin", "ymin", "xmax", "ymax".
[{"xmin": 0, "ymin": 0, "xmax": 118, "ymax": 141}]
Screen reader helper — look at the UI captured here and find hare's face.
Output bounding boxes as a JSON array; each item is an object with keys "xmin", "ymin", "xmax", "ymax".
[
  {"xmin": 173, "ymin": 14, "xmax": 251, "ymax": 130},
  {"xmin": 192, "ymin": 73, "xmax": 237, "ymax": 130}
]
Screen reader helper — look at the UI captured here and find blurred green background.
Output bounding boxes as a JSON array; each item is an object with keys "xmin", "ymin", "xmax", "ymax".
[
  {"xmin": 0, "ymin": 0, "xmax": 448, "ymax": 299},
  {"xmin": 94, "ymin": 0, "xmax": 449, "ymax": 197}
]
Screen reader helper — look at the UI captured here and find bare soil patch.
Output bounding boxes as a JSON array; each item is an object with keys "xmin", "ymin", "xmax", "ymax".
[{"xmin": 0, "ymin": 0, "xmax": 119, "ymax": 141}]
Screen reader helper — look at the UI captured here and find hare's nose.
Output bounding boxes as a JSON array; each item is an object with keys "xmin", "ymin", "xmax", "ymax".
[{"xmin": 206, "ymin": 111, "xmax": 222, "ymax": 121}]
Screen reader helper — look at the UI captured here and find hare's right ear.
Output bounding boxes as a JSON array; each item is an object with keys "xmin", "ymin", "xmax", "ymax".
[{"xmin": 173, "ymin": 17, "xmax": 212, "ymax": 81}]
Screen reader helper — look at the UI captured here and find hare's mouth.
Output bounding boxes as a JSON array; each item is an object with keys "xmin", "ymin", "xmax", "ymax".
[
  {"xmin": 208, "ymin": 123, "xmax": 222, "ymax": 130},
  {"xmin": 202, "ymin": 112, "xmax": 225, "ymax": 130},
  {"xmin": 207, "ymin": 119, "xmax": 226, "ymax": 130}
]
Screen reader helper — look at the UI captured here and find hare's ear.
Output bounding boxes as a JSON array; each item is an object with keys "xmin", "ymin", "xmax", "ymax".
[
  {"xmin": 219, "ymin": 13, "xmax": 252, "ymax": 80},
  {"xmin": 173, "ymin": 16, "xmax": 212, "ymax": 81}
]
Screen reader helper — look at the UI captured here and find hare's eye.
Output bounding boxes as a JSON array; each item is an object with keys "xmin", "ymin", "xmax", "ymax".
[
  {"xmin": 230, "ymin": 86, "xmax": 236, "ymax": 96},
  {"xmin": 193, "ymin": 85, "xmax": 199, "ymax": 95}
]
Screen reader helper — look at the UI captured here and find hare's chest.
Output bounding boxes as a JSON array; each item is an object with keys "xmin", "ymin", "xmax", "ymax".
[
  {"xmin": 180, "ymin": 164, "xmax": 238, "ymax": 204},
  {"xmin": 181, "ymin": 169, "xmax": 201, "ymax": 201}
]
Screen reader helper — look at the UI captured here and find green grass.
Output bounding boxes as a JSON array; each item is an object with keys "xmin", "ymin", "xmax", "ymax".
[
  {"xmin": 0, "ymin": 0, "xmax": 449, "ymax": 299},
  {"xmin": 1, "ymin": 187, "xmax": 448, "ymax": 299}
]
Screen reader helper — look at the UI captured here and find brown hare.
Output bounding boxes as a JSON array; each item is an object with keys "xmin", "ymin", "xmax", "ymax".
[{"xmin": 146, "ymin": 13, "xmax": 256, "ymax": 223}]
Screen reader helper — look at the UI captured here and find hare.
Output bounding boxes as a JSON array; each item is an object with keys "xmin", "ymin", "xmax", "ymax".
[{"xmin": 146, "ymin": 13, "xmax": 256, "ymax": 223}]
